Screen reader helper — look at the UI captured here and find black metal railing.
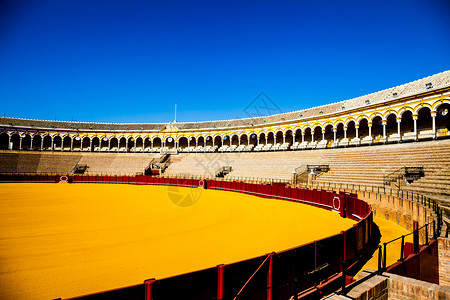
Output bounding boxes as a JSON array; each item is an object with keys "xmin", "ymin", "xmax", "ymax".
[
  {"xmin": 379, "ymin": 220, "xmax": 436, "ymax": 272},
  {"xmin": 305, "ymin": 180, "xmax": 443, "ymax": 238},
  {"xmin": 383, "ymin": 166, "xmax": 424, "ymax": 186}
]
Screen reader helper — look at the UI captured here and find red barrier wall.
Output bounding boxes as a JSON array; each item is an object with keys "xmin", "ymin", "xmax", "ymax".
[{"xmin": 387, "ymin": 239, "xmax": 439, "ymax": 284}]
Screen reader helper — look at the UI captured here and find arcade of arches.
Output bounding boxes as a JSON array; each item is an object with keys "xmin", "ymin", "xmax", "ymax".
[{"xmin": 1, "ymin": 101, "xmax": 449, "ymax": 152}]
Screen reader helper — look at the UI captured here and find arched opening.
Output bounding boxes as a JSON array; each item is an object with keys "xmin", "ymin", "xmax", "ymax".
[
  {"xmin": 0, "ymin": 133, "xmax": 10, "ymax": 150},
  {"xmin": 197, "ymin": 136, "xmax": 205, "ymax": 150},
  {"xmin": 72, "ymin": 136, "xmax": 81, "ymax": 151},
  {"xmin": 303, "ymin": 128, "xmax": 312, "ymax": 143},
  {"xmin": 417, "ymin": 107, "xmax": 432, "ymax": 139},
  {"xmin": 335, "ymin": 123, "xmax": 344, "ymax": 140},
  {"xmin": 240, "ymin": 134, "xmax": 248, "ymax": 147},
  {"xmin": 165, "ymin": 137, "xmax": 175, "ymax": 149},
  {"xmin": 249, "ymin": 133, "xmax": 257, "ymax": 146},
  {"xmin": 110, "ymin": 137, "xmax": 118, "ymax": 151},
  {"xmin": 179, "ymin": 137, "xmax": 189, "ymax": 149},
  {"xmin": 153, "ymin": 137, "xmax": 162, "ymax": 149},
  {"xmin": 285, "ymin": 130, "xmax": 293, "ymax": 145},
  {"xmin": 118, "ymin": 137, "xmax": 126, "ymax": 150},
  {"xmin": 275, "ymin": 131, "xmax": 283, "ymax": 145},
  {"xmin": 188, "ymin": 137, "xmax": 196, "ymax": 148},
  {"xmin": 385, "ymin": 113, "xmax": 397, "ymax": 141},
  {"xmin": 82, "ymin": 137, "xmax": 90, "ymax": 151},
  {"xmin": 324, "ymin": 125, "xmax": 333, "ymax": 146},
  {"xmin": 144, "ymin": 137, "xmax": 151, "ymax": 151},
  {"xmin": 32, "ymin": 135, "xmax": 42, "ymax": 150},
  {"xmin": 91, "ymin": 137, "xmax": 100, "ymax": 151},
  {"xmin": 358, "ymin": 119, "xmax": 369, "ymax": 142},
  {"xmin": 222, "ymin": 135, "xmax": 230, "ymax": 147},
  {"xmin": 267, "ymin": 132, "xmax": 275, "ymax": 145},
  {"xmin": 294, "ymin": 129, "xmax": 302, "ymax": 144},
  {"xmin": 313, "ymin": 126, "xmax": 322, "ymax": 142},
  {"xmin": 53, "ymin": 136, "xmax": 62, "ymax": 150},
  {"xmin": 135, "ymin": 137, "xmax": 143, "ymax": 151},
  {"xmin": 436, "ymin": 103, "xmax": 450, "ymax": 137},
  {"xmin": 258, "ymin": 133, "xmax": 266, "ymax": 145},
  {"xmin": 231, "ymin": 135, "xmax": 239, "ymax": 148},
  {"xmin": 371, "ymin": 116, "xmax": 383, "ymax": 141},
  {"xmin": 214, "ymin": 136, "xmax": 222, "ymax": 148},
  {"xmin": 205, "ymin": 136, "xmax": 213, "ymax": 147},
  {"xmin": 346, "ymin": 121, "xmax": 356, "ymax": 140},
  {"xmin": 22, "ymin": 134, "xmax": 32, "ymax": 150},
  {"xmin": 99, "ymin": 136, "xmax": 108, "ymax": 151},
  {"xmin": 127, "ymin": 137, "xmax": 135, "ymax": 152},
  {"xmin": 63, "ymin": 136, "xmax": 72, "ymax": 150},
  {"xmin": 43, "ymin": 135, "xmax": 52, "ymax": 150},
  {"xmin": 10, "ymin": 134, "xmax": 20, "ymax": 150},
  {"xmin": 400, "ymin": 111, "xmax": 414, "ymax": 141}
]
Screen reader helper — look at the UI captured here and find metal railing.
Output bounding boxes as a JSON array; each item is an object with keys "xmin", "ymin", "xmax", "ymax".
[
  {"xmin": 378, "ymin": 220, "xmax": 436, "ymax": 272},
  {"xmin": 383, "ymin": 166, "xmax": 424, "ymax": 186},
  {"xmin": 303, "ymin": 180, "xmax": 444, "ymax": 238}
]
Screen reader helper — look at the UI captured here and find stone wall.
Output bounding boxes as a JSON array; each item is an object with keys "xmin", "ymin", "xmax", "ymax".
[
  {"xmin": 325, "ymin": 269, "xmax": 450, "ymax": 300},
  {"xmin": 438, "ymin": 237, "xmax": 450, "ymax": 287}
]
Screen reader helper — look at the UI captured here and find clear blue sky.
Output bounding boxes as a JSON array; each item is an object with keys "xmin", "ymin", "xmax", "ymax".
[{"xmin": 1, "ymin": 0, "xmax": 449, "ymax": 123}]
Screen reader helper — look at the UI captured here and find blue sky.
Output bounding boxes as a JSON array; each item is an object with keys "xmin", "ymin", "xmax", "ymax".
[{"xmin": 1, "ymin": 0, "xmax": 449, "ymax": 123}]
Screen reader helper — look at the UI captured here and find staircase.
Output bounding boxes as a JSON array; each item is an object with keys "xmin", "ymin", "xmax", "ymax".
[
  {"xmin": 383, "ymin": 166, "xmax": 424, "ymax": 188},
  {"xmin": 215, "ymin": 166, "xmax": 232, "ymax": 178},
  {"xmin": 145, "ymin": 154, "xmax": 172, "ymax": 175},
  {"xmin": 293, "ymin": 165, "xmax": 329, "ymax": 184}
]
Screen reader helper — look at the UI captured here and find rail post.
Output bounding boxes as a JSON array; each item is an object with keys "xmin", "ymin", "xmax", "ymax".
[
  {"xmin": 399, "ymin": 236, "xmax": 405, "ymax": 261},
  {"xmin": 144, "ymin": 278, "xmax": 156, "ymax": 300},
  {"xmin": 217, "ymin": 264, "xmax": 225, "ymax": 300},
  {"xmin": 341, "ymin": 260, "xmax": 346, "ymax": 296},
  {"xmin": 267, "ymin": 253, "xmax": 274, "ymax": 300},
  {"xmin": 293, "ymin": 277, "xmax": 299, "ymax": 300},
  {"xmin": 383, "ymin": 243, "xmax": 387, "ymax": 271},
  {"xmin": 433, "ymin": 220, "xmax": 436, "ymax": 239},
  {"xmin": 413, "ymin": 221, "xmax": 419, "ymax": 254},
  {"xmin": 377, "ymin": 245, "xmax": 382, "ymax": 274},
  {"xmin": 425, "ymin": 224, "xmax": 429, "ymax": 245}
]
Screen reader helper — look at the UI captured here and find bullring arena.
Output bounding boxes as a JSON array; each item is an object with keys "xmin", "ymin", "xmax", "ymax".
[{"xmin": 1, "ymin": 70, "xmax": 449, "ymax": 299}]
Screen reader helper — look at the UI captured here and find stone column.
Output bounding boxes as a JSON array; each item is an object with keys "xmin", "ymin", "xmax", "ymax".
[
  {"xmin": 413, "ymin": 115, "xmax": 418, "ymax": 141},
  {"xmin": 431, "ymin": 111, "xmax": 437, "ymax": 139}
]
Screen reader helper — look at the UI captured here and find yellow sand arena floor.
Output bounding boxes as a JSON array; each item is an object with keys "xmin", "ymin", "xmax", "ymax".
[
  {"xmin": 359, "ymin": 215, "xmax": 412, "ymax": 272},
  {"xmin": 0, "ymin": 183, "xmax": 357, "ymax": 299}
]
